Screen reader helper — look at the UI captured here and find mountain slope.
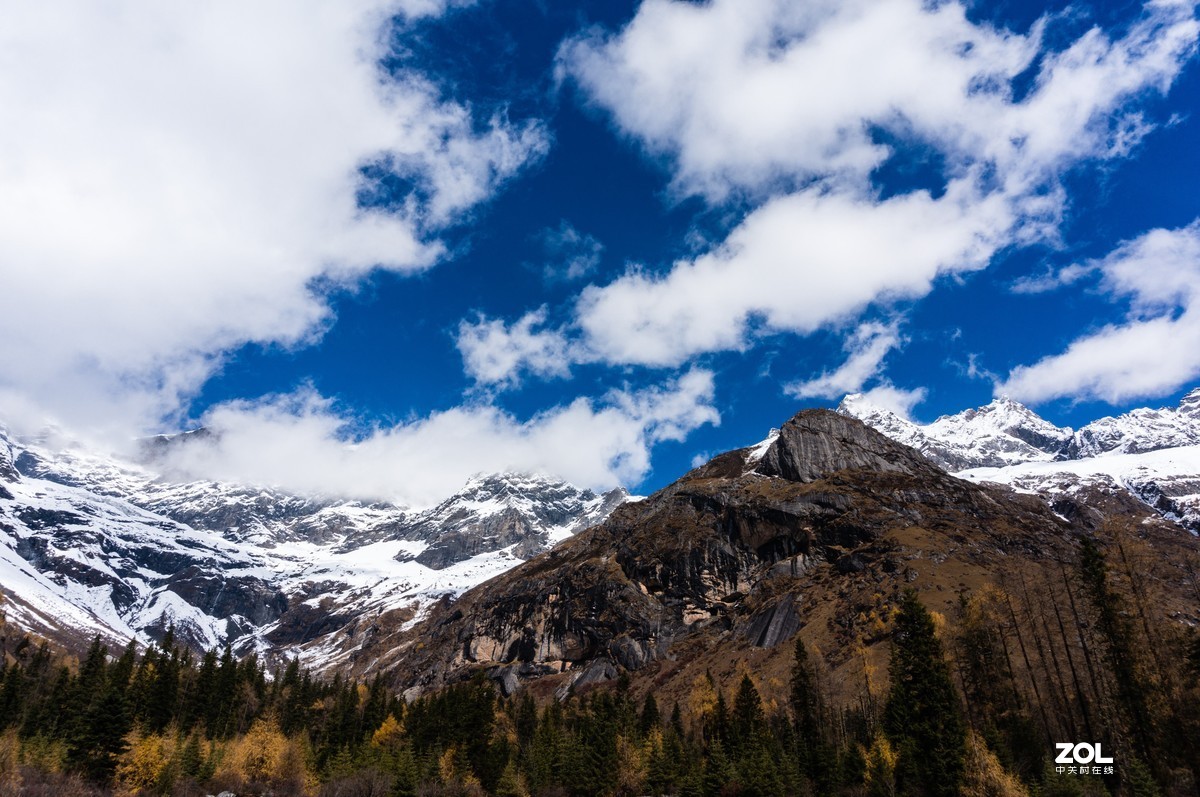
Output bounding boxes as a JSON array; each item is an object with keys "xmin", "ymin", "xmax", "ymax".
[
  {"xmin": 363, "ymin": 410, "xmax": 1198, "ymax": 707},
  {"xmin": 0, "ymin": 424, "xmax": 628, "ymax": 664}
]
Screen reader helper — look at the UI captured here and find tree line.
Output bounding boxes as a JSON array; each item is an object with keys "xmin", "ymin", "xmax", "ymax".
[{"xmin": 1, "ymin": 533, "xmax": 1199, "ymax": 796}]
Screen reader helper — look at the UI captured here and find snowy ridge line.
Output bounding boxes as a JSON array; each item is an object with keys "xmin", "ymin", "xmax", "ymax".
[
  {"xmin": 840, "ymin": 389, "xmax": 1200, "ymax": 533},
  {"xmin": 0, "ymin": 423, "xmax": 629, "ymax": 668}
]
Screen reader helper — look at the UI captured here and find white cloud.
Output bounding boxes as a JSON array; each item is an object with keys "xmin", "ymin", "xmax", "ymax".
[
  {"xmin": 784, "ymin": 321, "xmax": 905, "ymax": 399},
  {"xmin": 575, "ymin": 185, "xmax": 1009, "ymax": 366},
  {"xmin": 561, "ymin": 0, "xmax": 1197, "ymax": 203},
  {"xmin": 489, "ymin": 0, "xmax": 1199, "ymax": 382},
  {"xmin": 458, "ymin": 183, "xmax": 1009, "ymax": 384},
  {"xmin": 855, "ymin": 384, "xmax": 928, "ymax": 420},
  {"xmin": 0, "ymin": 1, "xmax": 547, "ymax": 437},
  {"xmin": 999, "ymin": 221, "xmax": 1200, "ymax": 403},
  {"xmin": 1010, "ymin": 263, "xmax": 1095, "ymax": 294},
  {"xmin": 162, "ymin": 370, "xmax": 719, "ymax": 507},
  {"xmin": 457, "ymin": 308, "xmax": 575, "ymax": 388}
]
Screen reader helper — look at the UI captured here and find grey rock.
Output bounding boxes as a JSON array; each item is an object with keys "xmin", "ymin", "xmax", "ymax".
[
  {"xmin": 745, "ymin": 594, "xmax": 802, "ymax": 648},
  {"xmin": 491, "ymin": 665, "xmax": 522, "ymax": 697},
  {"xmin": 757, "ymin": 410, "xmax": 935, "ymax": 483},
  {"xmin": 556, "ymin": 659, "xmax": 617, "ymax": 701}
]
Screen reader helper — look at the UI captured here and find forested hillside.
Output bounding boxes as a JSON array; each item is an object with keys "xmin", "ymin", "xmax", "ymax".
[{"xmin": 3, "ymin": 531, "xmax": 1200, "ymax": 796}]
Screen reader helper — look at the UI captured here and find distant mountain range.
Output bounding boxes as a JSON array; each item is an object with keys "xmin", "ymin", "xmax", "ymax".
[
  {"xmin": 1, "ymin": 387, "xmax": 1197, "ymax": 677},
  {"xmin": 0, "ymin": 426, "xmax": 627, "ymax": 666},
  {"xmin": 368, "ymin": 406, "xmax": 1199, "ymax": 704},
  {"xmin": 838, "ymin": 388, "xmax": 1200, "ymax": 531}
]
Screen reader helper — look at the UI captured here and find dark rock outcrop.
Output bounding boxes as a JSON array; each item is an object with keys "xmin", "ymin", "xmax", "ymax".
[{"xmin": 756, "ymin": 411, "xmax": 934, "ymax": 483}]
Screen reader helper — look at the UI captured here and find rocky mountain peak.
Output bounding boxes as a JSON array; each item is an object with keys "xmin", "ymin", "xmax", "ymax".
[
  {"xmin": 390, "ymin": 471, "xmax": 629, "ymax": 570},
  {"xmin": 756, "ymin": 409, "xmax": 935, "ymax": 482},
  {"xmin": 1179, "ymin": 387, "xmax": 1200, "ymax": 415},
  {"xmin": 0, "ymin": 425, "xmax": 19, "ymax": 484}
]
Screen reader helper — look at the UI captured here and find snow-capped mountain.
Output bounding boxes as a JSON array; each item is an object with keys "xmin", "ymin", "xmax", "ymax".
[
  {"xmin": 388, "ymin": 473, "xmax": 628, "ymax": 569},
  {"xmin": 837, "ymin": 393, "xmax": 1072, "ymax": 470},
  {"xmin": 1066, "ymin": 388, "xmax": 1200, "ymax": 458},
  {"xmin": 0, "ymin": 422, "xmax": 629, "ymax": 667},
  {"xmin": 839, "ymin": 388, "xmax": 1200, "ymax": 532}
]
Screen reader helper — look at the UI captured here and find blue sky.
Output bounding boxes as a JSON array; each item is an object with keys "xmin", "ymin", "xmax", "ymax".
[{"xmin": 2, "ymin": 0, "xmax": 1199, "ymax": 505}]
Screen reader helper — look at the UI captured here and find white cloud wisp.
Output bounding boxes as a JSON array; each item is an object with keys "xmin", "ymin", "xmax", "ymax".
[
  {"xmin": 784, "ymin": 321, "xmax": 906, "ymax": 400},
  {"xmin": 999, "ymin": 221, "xmax": 1200, "ymax": 404}
]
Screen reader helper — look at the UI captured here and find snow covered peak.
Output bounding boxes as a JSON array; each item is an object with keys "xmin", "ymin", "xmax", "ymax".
[
  {"xmin": 840, "ymin": 393, "xmax": 1071, "ymax": 471},
  {"xmin": 837, "ymin": 392, "xmax": 904, "ymax": 421},
  {"xmin": 955, "ymin": 395, "xmax": 1056, "ymax": 426},
  {"xmin": 390, "ymin": 471, "xmax": 629, "ymax": 569},
  {"xmin": 0, "ymin": 423, "xmax": 630, "ymax": 664},
  {"xmin": 929, "ymin": 397, "xmax": 1072, "ymax": 453},
  {"xmin": 457, "ymin": 471, "xmax": 590, "ymax": 501},
  {"xmin": 743, "ymin": 428, "xmax": 781, "ymax": 466},
  {"xmin": 836, "ymin": 394, "xmax": 924, "ymax": 445},
  {"xmin": 845, "ymin": 388, "xmax": 1200, "ymax": 470},
  {"xmin": 1069, "ymin": 391, "xmax": 1200, "ymax": 457}
]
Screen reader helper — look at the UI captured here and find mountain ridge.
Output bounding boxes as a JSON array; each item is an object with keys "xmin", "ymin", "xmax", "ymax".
[
  {"xmin": 0, "ymin": 424, "xmax": 628, "ymax": 666},
  {"xmin": 838, "ymin": 387, "xmax": 1200, "ymax": 532},
  {"xmin": 362, "ymin": 408, "xmax": 1198, "ymax": 707}
]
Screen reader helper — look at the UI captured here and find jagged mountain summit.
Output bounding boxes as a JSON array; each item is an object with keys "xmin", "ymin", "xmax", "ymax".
[
  {"xmin": 839, "ymin": 388, "xmax": 1200, "ymax": 532},
  {"xmin": 366, "ymin": 409, "xmax": 1198, "ymax": 704},
  {"xmin": 389, "ymin": 473, "xmax": 628, "ymax": 569},
  {"xmin": 836, "ymin": 393, "xmax": 1072, "ymax": 470},
  {"xmin": 0, "ymin": 422, "xmax": 628, "ymax": 664}
]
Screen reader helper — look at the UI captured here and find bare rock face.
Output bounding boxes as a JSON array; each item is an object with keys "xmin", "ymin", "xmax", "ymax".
[{"xmin": 756, "ymin": 410, "xmax": 935, "ymax": 483}]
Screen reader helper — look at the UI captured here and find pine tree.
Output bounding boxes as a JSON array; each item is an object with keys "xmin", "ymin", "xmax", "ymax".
[
  {"xmin": 639, "ymin": 692, "xmax": 660, "ymax": 736},
  {"xmin": 1078, "ymin": 538, "xmax": 1156, "ymax": 763},
  {"xmin": 791, "ymin": 635, "xmax": 836, "ymax": 793},
  {"xmin": 883, "ymin": 590, "xmax": 966, "ymax": 797},
  {"xmin": 703, "ymin": 738, "xmax": 736, "ymax": 797},
  {"xmin": 515, "ymin": 692, "xmax": 537, "ymax": 750}
]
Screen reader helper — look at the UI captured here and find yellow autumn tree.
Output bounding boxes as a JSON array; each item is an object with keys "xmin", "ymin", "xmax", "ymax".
[
  {"xmin": 19, "ymin": 734, "xmax": 67, "ymax": 775},
  {"xmin": 115, "ymin": 730, "xmax": 175, "ymax": 794},
  {"xmin": 863, "ymin": 733, "xmax": 899, "ymax": 797},
  {"xmin": 961, "ymin": 731, "xmax": 1030, "ymax": 797},
  {"xmin": 437, "ymin": 746, "xmax": 483, "ymax": 795},
  {"xmin": 229, "ymin": 718, "xmax": 288, "ymax": 782},
  {"xmin": 370, "ymin": 714, "xmax": 404, "ymax": 751},
  {"xmin": 614, "ymin": 734, "xmax": 647, "ymax": 796},
  {"xmin": 494, "ymin": 758, "xmax": 530, "ymax": 797},
  {"xmin": 0, "ymin": 729, "xmax": 20, "ymax": 794},
  {"xmin": 687, "ymin": 672, "xmax": 718, "ymax": 735},
  {"xmin": 217, "ymin": 716, "xmax": 313, "ymax": 792}
]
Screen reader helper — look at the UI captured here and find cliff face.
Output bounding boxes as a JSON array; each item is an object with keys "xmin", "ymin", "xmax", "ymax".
[{"xmin": 370, "ymin": 410, "xmax": 1200, "ymax": 704}]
